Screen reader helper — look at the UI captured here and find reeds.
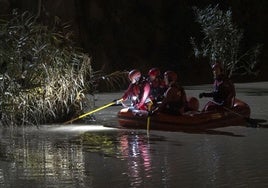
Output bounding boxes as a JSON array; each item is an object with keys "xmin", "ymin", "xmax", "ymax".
[{"xmin": 0, "ymin": 10, "xmax": 93, "ymax": 126}]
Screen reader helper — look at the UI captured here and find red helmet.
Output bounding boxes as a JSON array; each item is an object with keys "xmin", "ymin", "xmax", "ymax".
[
  {"xmin": 128, "ymin": 69, "xmax": 141, "ymax": 82},
  {"xmin": 148, "ymin": 67, "xmax": 160, "ymax": 77},
  {"xmin": 164, "ymin": 71, "xmax": 177, "ymax": 82},
  {"xmin": 212, "ymin": 62, "xmax": 223, "ymax": 71}
]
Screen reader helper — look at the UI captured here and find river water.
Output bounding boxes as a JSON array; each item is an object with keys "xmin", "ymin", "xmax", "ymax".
[{"xmin": 0, "ymin": 82, "xmax": 267, "ymax": 188}]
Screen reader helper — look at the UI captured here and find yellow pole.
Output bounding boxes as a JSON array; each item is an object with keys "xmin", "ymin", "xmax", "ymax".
[
  {"xmin": 146, "ymin": 101, "xmax": 153, "ymax": 135},
  {"xmin": 64, "ymin": 98, "xmax": 123, "ymax": 124}
]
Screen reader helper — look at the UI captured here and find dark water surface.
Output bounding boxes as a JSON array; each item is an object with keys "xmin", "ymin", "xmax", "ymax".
[{"xmin": 1, "ymin": 82, "xmax": 268, "ymax": 188}]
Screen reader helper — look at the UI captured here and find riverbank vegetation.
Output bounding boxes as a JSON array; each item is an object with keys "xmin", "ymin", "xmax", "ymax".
[
  {"xmin": 190, "ymin": 4, "xmax": 262, "ymax": 78},
  {"xmin": 0, "ymin": 10, "xmax": 127, "ymax": 126}
]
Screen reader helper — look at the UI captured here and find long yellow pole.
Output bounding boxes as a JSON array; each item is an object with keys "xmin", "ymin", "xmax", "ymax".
[
  {"xmin": 146, "ymin": 101, "xmax": 153, "ymax": 135},
  {"xmin": 64, "ymin": 98, "xmax": 123, "ymax": 124}
]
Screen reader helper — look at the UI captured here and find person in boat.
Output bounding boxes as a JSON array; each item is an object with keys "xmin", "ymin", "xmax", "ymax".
[
  {"xmin": 116, "ymin": 69, "xmax": 151, "ymax": 110},
  {"xmin": 147, "ymin": 67, "xmax": 166, "ymax": 106},
  {"xmin": 149, "ymin": 71, "xmax": 187, "ymax": 115},
  {"xmin": 199, "ymin": 62, "xmax": 236, "ymax": 111}
]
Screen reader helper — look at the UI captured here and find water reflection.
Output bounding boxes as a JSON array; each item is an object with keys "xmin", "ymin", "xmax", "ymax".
[
  {"xmin": 195, "ymin": 137, "xmax": 221, "ymax": 184},
  {"xmin": 75, "ymin": 131, "xmax": 154, "ymax": 187},
  {"xmin": 0, "ymin": 126, "xmax": 156, "ymax": 187},
  {"xmin": 119, "ymin": 133, "xmax": 152, "ymax": 186},
  {"xmin": 0, "ymin": 125, "xmax": 267, "ymax": 187},
  {"xmin": 0, "ymin": 126, "xmax": 87, "ymax": 187}
]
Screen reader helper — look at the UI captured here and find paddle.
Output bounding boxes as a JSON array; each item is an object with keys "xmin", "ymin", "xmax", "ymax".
[
  {"xmin": 64, "ymin": 98, "xmax": 123, "ymax": 124},
  {"xmin": 223, "ymin": 106, "xmax": 265, "ymax": 128},
  {"xmin": 208, "ymin": 100, "xmax": 264, "ymax": 127}
]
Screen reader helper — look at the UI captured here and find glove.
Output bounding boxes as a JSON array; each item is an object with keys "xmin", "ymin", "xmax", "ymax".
[
  {"xmin": 199, "ymin": 93, "xmax": 205, "ymax": 98},
  {"xmin": 147, "ymin": 110, "xmax": 155, "ymax": 116},
  {"xmin": 113, "ymin": 99, "xmax": 121, "ymax": 105}
]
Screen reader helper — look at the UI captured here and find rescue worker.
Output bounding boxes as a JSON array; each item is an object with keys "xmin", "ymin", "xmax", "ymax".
[
  {"xmin": 116, "ymin": 69, "xmax": 151, "ymax": 110},
  {"xmin": 149, "ymin": 71, "xmax": 187, "ymax": 115},
  {"xmin": 199, "ymin": 62, "xmax": 236, "ymax": 111},
  {"xmin": 147, "ymin": 67, "xmax": 166, "ymax": 105}
]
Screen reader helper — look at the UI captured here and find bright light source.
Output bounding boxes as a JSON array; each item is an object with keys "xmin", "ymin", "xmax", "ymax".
[{"xmin": 48, "ymin": 125, "xmax": 117, "ymax": 133}]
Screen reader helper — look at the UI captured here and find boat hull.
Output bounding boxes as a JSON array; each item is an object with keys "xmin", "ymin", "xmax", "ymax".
[{"xmin": 117, "ymin": 99, "xmax": 250, "ymax": 131}]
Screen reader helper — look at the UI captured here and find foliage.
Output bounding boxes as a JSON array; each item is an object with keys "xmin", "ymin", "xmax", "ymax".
[
  {"xmin": 92, "ymin": 70, "xmax": 129, "ymax": 92},
  {"xmin": 80, "ymin": 132, "xmax": 117, "ymax": 155},
  {"xmin": 0, "ymin": 10, "xmax": 93, "ymax": 126},
  {"xmin": 190, "ymin": 4, "xmax": 262, "ymax": 77}
]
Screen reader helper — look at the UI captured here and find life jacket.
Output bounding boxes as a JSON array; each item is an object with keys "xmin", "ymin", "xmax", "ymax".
[
  {"xmin": 159, "ymin": 82, "xmax": 186, "ymax": 115},
  {"xmin": 148, "ymin": 78, "xmax": 166, "ymax": 102},
  {"xmin": 122, "ymin": 77, "xmax": 150, "ymax": 108},
  {"xmin": 213, "ymin": 74, "xmax": 236, "ymax": 107}
]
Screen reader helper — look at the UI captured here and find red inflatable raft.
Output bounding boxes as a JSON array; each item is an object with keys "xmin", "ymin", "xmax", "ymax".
[{"xmin": 117, "ymin": 98, "xmax": 250, "ymax": 131}]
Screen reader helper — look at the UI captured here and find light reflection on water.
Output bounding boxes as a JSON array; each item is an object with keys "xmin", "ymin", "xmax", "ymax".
[
  {"xmin": 118, "ymin": 133, "xmax": 153, "ymax": 187},
  {"xmin": 0, "ymin": 126, "xmax": 87, "ymax": 187},
  {"xmin": 1, "ymin": 82, "xmax": 268, "ymax": 187},
  {"xmin": 0, "ymin": 125, "xmax": 268, "ymax": 187}
]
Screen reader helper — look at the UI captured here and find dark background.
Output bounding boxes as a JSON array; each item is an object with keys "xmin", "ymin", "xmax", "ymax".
[{"xmin": 1, "ymin": 0, "xmax": 267, "ymax": 84}]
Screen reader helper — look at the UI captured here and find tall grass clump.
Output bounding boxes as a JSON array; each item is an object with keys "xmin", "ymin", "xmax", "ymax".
[
  {"xmin": 190, "ymin": 4, "xmax": 262, "ymax": 78},
  {"xmin": 0, "ymin": 10, "xmax": 93, "ymax": 126}
]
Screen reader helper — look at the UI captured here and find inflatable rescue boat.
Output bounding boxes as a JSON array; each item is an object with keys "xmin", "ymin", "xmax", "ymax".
[{"xmin": 117, "ymin": 98, "xmax": 250, "ymax": 131}]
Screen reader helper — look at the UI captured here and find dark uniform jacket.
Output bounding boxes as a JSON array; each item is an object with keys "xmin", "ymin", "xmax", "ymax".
[
  {"xmin": 203, "ymin": 74, "xmax": 236, "ymax": 108},
  {"xmin": 157, "ymin": 82, "xmax": 186, "ymax": 115}
]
